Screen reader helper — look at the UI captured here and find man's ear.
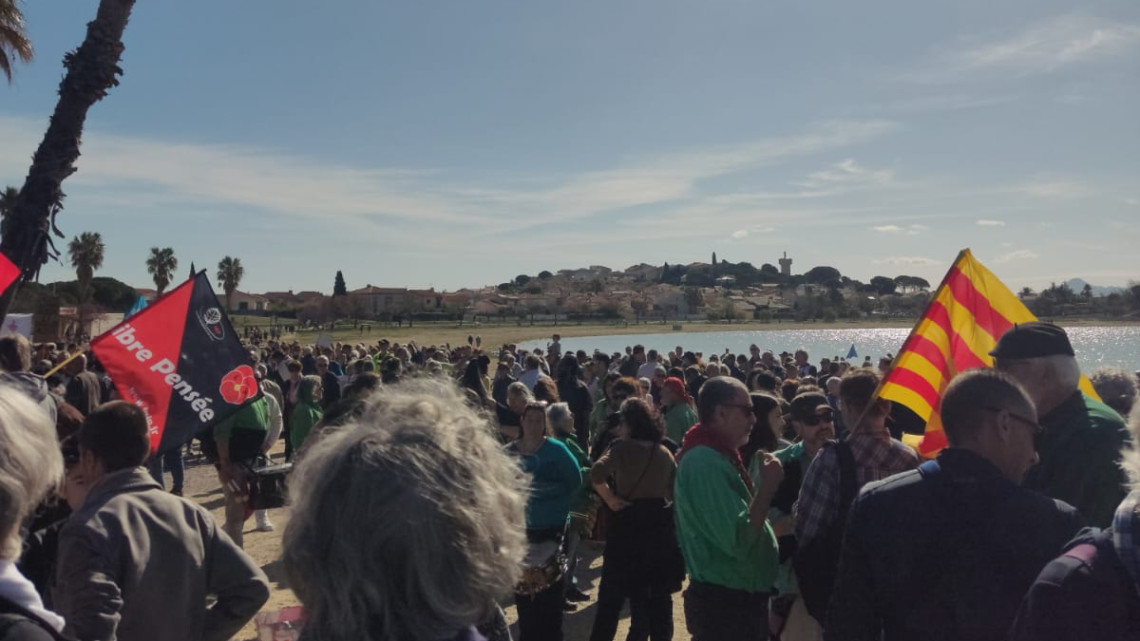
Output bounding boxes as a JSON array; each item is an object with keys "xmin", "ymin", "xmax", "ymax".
[{"xmin": 873, "ymin": 398, "xmax": 892, "ymax": 418}]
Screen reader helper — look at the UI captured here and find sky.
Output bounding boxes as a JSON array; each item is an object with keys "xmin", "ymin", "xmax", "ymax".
[{"xmin": 2, "ymin": 0, "xmax": 1138, "ymax": 295}]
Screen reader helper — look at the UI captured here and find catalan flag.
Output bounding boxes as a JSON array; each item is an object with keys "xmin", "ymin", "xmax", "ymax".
[
  {"xmin": 881, "ymin": 249, "xmax": 1097, "ymax": 457},
  {"xmin": 0, "ymin": 251, "xmax": 19, "ymax": 296}
]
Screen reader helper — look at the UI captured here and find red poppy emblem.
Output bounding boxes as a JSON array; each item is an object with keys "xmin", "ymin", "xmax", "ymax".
[{"xmin": 219, "ymin": 365, "xmax": 258, "ymax": 404}]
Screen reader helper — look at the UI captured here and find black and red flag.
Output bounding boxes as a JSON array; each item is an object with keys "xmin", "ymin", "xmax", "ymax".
[{"xmin": 91, "ymin": 271, "xmax": 260, "ymax": 454}]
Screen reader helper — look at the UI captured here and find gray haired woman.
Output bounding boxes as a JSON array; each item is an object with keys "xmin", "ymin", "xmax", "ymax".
[
  {"xmin": 282, "ymin": 380, "xmax": 528, "ymax": 641},
  {"xmin": 0, "ymin": 385, "xmax": 66, "ymax": 639}
]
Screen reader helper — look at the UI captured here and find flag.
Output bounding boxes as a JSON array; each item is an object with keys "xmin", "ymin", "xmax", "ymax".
[
  {"xmin": 0, "ymin": 251, "xmax": 19, "ymax": 296},
  {"xmin": 846, "ymin": 343, "xmax": 858, "ymax": 360},
  {"xmin": 880, "ymin": 249, "xmax": 1097, "ymax": 457},
  {"xmin": 125, "ymin": 295, "xmax": 148, "ymax": 318},
  {"xmin": 91, "ymin": 272, "xmax": 260, "ymax": 454}
]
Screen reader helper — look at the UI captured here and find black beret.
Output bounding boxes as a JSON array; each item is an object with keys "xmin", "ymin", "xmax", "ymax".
[{"xmin": 990, "ymin": 322, "xmax": 1074, "ymax": 359}]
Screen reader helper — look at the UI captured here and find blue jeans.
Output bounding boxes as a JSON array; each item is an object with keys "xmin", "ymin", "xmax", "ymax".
[{"xmin": 147, "ymin": 448, "xmax": 185, "ymax": 491}]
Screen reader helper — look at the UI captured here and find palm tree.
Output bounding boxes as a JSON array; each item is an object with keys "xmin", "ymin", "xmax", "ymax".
[
  {"xmin": 145, "ymin": 247, "xmax": 177, "ymax": 295},
  {"xmin": 0, "ymin": 0, "xmax": 33, "ymax": 82},
  {"xmin": 68, "ymin": 231, "xmax": 104, "ymax": 334},
  {"xmin": 216, "ymin": 256, "xmax": 243, "ymax": 312},
  {"xmin": 0, "ymin": 0, "xmax": 138, "ymax": 321}
]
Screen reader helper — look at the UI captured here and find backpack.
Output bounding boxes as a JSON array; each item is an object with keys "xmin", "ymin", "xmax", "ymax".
[{"xmin": 793, "ymin": 440, "xmax": 857, "ymax": 622}]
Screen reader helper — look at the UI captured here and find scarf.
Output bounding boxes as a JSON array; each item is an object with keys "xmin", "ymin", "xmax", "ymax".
[
  {"xmin": 678, "ymin": 421, "xmax": 754, "ymax": 493},
  {"xmin": 1112, "ymin": 489, "xmax": 1140, "ymax": 596},
  {"xmin": 0, "ymin": 560, "xmax": 66, "ymax": 633},
  {"xmin": 661, "ymin": 376, "xmax": 693, "ymax": 407}
]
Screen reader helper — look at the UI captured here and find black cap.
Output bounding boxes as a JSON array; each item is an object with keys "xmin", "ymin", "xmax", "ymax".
[
  {"xmin": 788, "ymin": 392, "xmax": 830, "ymax": 422},
  {"xmin": 989, "ymin": 321, "xmax": 1075, "ymax": 359}
]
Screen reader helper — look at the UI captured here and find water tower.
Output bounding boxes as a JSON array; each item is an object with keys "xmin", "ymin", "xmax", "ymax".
[{"xmin": 779, "ymin": 251, "xmax": 793, "ymax": 277}]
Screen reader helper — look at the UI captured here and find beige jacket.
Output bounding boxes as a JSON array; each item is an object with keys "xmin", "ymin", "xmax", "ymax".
[{"xmin": 53, "ymin": 468, "xmax": 269, "ymax": 641}]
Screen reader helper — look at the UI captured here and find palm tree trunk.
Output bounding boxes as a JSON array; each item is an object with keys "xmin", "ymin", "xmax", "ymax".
[{"xmin": 0, "ymin": 0, "xmax": 138, "ymax": 321}]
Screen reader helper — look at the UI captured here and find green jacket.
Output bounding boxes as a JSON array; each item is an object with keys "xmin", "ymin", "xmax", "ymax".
[
  {"xmin": 555, "ymin": 433, "xmax": 591, "ymax": 512},
  {"xmin": 663, "ymin": 403, "xmax": 698, "ymax": 445},
  {"xmin": 674, "ymin": 445, "xmax": 779, "ymax": 593},
  {"xmin": 290, "ymin": 378, "xmax": 324, "ymax": 451},
  {"xmin": 588, "ymin": 398, "xmax": 609, "ymax": 446},
  {"xmin": 1025, "ymin": 391, "xmax": 1129, "ymax": 528}
]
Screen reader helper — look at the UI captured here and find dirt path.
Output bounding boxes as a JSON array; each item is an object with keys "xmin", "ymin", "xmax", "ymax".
[{"xmin": 180, "ymin": 448, "xmax": 690, "ymax": 640}]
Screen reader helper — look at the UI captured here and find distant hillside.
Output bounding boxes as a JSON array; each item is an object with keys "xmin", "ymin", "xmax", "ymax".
[{"xmin": 1064, "ymin": 278, "xmax": 1125, "ymax": 298}]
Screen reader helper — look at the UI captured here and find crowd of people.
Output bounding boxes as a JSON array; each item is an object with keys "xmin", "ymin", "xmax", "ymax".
[{"xmin": 0, "ymin": 320, "xmax": 1137, "ymax": 641}]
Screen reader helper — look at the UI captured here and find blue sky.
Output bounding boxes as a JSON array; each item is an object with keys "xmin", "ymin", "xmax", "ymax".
[{"xmin": 2, "ymin": 0, "xmax": 1138, "ymax": 294}]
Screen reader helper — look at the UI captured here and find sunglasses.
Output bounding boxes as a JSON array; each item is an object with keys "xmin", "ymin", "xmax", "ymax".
[
  {"xmin": 799, "ymin": 409, "xmax": 835, "ymax": 426},
  {"xmin": 984, "ymin": 406, "xmax": 1042, "ymax": 447}
]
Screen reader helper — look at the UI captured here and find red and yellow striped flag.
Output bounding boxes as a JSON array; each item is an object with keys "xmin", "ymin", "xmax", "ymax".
[{"xmin": 882, "ymin": 249, "xmax": 1097, "ymax": 457}]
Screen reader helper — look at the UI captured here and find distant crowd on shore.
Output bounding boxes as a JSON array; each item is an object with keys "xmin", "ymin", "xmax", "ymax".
[{"xmin": 0, "ymin": 324, "xmax": 1138, "ymax": 641}]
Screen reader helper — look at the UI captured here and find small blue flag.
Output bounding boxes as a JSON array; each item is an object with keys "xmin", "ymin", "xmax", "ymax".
[
  {"xmin": 846, "ymin": 343, "xmax": 858, "ymax": 360},
  {"xmin": 126, "ymin": 296, "xmax": 149, "ymax": 319}
]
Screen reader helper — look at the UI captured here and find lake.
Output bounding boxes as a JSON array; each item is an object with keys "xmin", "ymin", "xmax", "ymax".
[{"xmin": 519, "ymin": 326, "xmax": 1140, "ymax": 373}]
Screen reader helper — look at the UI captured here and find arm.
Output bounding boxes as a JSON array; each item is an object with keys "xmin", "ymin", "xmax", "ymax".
[
  {"xmin": 749, "ymin": 453, "xmax": 784, "ymax": 536},
  {"xmin": 202, "ymin": 521, "xmax": 271, "ymax": 641},
  {"xmin": 678, "ymin": 450, "xmax": 769, "ymax": 558},
  {"xmin": 794, "ymin": 447, "xmax": 839, "ymax": 545},
  {"xmin": 823, "ymin": 496, "xmax": 881, "ymax": 641},
  {"xmin": 54, "ymin": 526, "xmax": 123, "ymax": 641},
  {"xmin": 262, "ymin": 394, "xmax": 283, "ymax": 454}
]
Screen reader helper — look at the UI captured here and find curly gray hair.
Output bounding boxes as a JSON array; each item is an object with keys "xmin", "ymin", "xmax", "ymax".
[
  {"xmin": 0, "ymin": 385, "xmax": 63, "ymax": 559},
  {"xmin": 1089, "ymin": 367, "xmax": 1137, "ymax": 419},
  {"xmin": 282, "ymin": 379, "xmax": 528, "ymax": 641}
]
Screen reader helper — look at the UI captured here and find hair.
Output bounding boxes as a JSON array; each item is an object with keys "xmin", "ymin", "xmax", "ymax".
[
  {"xmin": 557, "ymin": 354, "xmax": 582, "ymax": 384},
  {"xmin": 838, "ymin": 368, "xmax": 881, "ymax": 413},
  {"xmin": 1040, "ymin": 354, "xmax": 1081, "ymax": 391},
  {"xmin": 532, "ymin": 377, "xmax": 560, "ymax": 404},
  {"xmin": 1089, "ymin": 367, "xmax": 1137, "ymax": 418},
  {"xmin": 546, "ymin": 402, "xmax": 574, "ymax": 436},
  {"xmin": 343, "ymin": 373, "xmax": 382, "ymax": 402},
  {"xmin": 0, "ymin": 386, "xmax": 64, "ymax": 559},
  {"xmin": 697, "ymin": 376, "xmax": 746, "ymax": 423},
  {"xmin": 939, "ymin": 369, "xmax": 1034, "ymax": 447},
  {"xmin": 0, "ymin": 335, "xmax": 32, "ymax": 372},
  {"xmin": 647, "ymin": 349, "xmax": 658, "ymax": 361},
  {"xmin": 460, "ymin": 360, "xmax": 489, "ymax": 406},
  {"xmin": 610, "ymin": 377, "xmax": 640, "ymax": 401},
  {"xmin": 741, "ymin": 393, "xmax": 782, "ymax": 463},
  {"xmin": 593, "ymin": 352, "xmax": 612, "ymax": 367},
  {"xmin": 298, "ymin": 375, "xmax": 323, "ymax": 405},
  {"xmin": 521, "ymin": 401, "xmax": 552, "ymax": 437},
  {"xmin": 619, "ymin": 397, "xmax": 664, "ymax": 442},
  {"xmin": 287, "ymin": 361, "xmax": 303, "ymax": 374},
  {"xmin": 79, "ymin": 400, "xmax": 151, "ymax": 472},
  {"xmin": 780, "ymin": 379, "xmax": 800, "ymax": 404},
  {"xmin": 747, "ymin": 369, "xmax": 778, "ymax": 392},
  {"xmin": 524, "ymin": 354, "xmax": 541, "ymax": 370},
  {"xmin": 506, "ymin": 381, "xmax": 532, "ymax": 402},
  {"xmin": 282, "ymin": 380, "xmax": 528, "ymax": 641}
]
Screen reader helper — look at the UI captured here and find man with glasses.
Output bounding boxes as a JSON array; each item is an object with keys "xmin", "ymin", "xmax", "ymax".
[
  {"xmin": 827, "ymin": 369, "xmax": 1082, "ymax": 641},
  {"xmin": 991, "ymin": 321, "xmax": 1129, "ymax": 527},
  {"xmin": 793, "ymin": 368, "xmax": 919, "ymax": 626},
  {"xmin": 314, "ymin": 355, "xmax": 341, "ymax": 410},
  {"xmin": 674, "ymin": 377, "xmax": 784, "ymax": 640}
]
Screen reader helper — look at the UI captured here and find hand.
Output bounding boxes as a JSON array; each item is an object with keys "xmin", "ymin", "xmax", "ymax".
[
  {"xmin": 771, "ymin": 514, "xmax": 794, "ymax": 538},
  {"xmin": 606, "ymin": 497, "xmax": 632, "ymax": 512},
  {"xmin": 757, "ymin": 452, "xmax": 784, "ymax": 490}
]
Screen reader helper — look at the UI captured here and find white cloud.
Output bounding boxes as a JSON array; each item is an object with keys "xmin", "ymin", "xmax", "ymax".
[
  {"xmin": 731, "ymin": 229, "xmax": 749, "ymax": 239},
  {"xmin": 902, "ymin": 14, "xmax": 1140, "ymax": 82},
  {"xmin": 872, "ymin": 256, "xmax": 939, "ymax": 266},
  {"xmin": 976, "ymin": 219, "xmax": 1006, "ymax": 226},
  {"xmin": 994, "ymin": 249, "xmax": 1039, "ymax": 264},
  {"xmin": 872, "ymin": 225, "xmax": 903, "ymax": 233},
  {"xmin": 1124, "ymin": 198, "xmax": 1139, "ymax": 206},
  {"xmin": 1016, "ymin": 179, "xmax": 1090, "ymax": 199},
  {"xmin": 0, "ymin": 116, "xmax": 898, "ymax": 239}
]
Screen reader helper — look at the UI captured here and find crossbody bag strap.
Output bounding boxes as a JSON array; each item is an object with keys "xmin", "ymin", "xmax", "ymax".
[{"xmin": 619, "ymin": 444, "xmax": 657, "ymax": 500}]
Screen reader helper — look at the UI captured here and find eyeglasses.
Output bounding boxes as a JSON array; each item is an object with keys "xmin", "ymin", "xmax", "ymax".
[
  {"xmin": 720, "ymin": 403, "xmax": 755, "ymax": 414},
  {"xmin": 983, "ymin": 406, "xmax": 1042, "ymax": 446}
]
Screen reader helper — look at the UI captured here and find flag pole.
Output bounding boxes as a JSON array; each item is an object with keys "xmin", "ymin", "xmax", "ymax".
[{"xmin": 44, "ymin": 345, "xmax": 88, "ymax": 379}]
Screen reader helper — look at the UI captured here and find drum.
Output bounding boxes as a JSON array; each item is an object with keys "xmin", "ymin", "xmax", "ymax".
[
  {"xmin": 250, "ymin": 462, "xmax": 292, "ymax": 510},
  {"xmin": 514, "ymin": 539, "xmax": 566, "ymax": 596}
]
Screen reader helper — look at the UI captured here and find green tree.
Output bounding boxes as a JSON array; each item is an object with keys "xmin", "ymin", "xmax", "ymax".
[
  {"xmin": 805, "ymin": 265, "xmax": 842, "ymax": 284},
  {"xmin": 68, "ymin": 231, "xmax": 104, "ymax": 331},
  {"xmin": 216, "ymin": 256, "xmax": 244, "ymax": 312},
  {"xmin": 0, "ymin": 0, "xmax": 139, "ymax": 321},
  {"xmin": 0, "ymin": 0, "xmax": 33, "ymax": 81},
  {"xmin": 538, "ymin": 270, "xmax": 553, "ymax": 280},
  {"xmin": 0, "ymin": 185, "xmax": 17, "ymax": 241},
  {"xmin": 515, "ymin": 274, "xmax": 532, "ymax": 287},
  {"xmin": 333, "ymin": 270, "xmax": 348, "ymax": 296},
  {"xmin": 870, "ymin": 276, "xmax": 897, "ymax": 296},
  {"xmin": 1018, "ymin": 286, "xmax": 1035, "ymax": 299},
  {"xmin": 145, "ymin": 246, "xmax": 177, "ymax": 295}
]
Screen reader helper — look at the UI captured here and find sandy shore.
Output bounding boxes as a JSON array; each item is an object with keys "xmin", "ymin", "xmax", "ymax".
[{"xmin": 236, "ymin": 317, "xmax": 1137, "ymax": 351}]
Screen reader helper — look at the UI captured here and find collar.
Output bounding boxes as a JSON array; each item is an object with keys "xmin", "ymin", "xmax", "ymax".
[
  {"xmin": 80, "ymin": 467, "xmax": 162, "ymax": 511},
  {"xmin": 1040, "ymin": 390, "xmax": 1085, "ymax": 428},
  {"xmin": 934, "ymin": 448, "xmax": 1016, "ymax": 490},
  {"xmin": 0, "ymin": 560, "xmax": 66, "ymax": 632},
  {"xmin": 845, "ymin": 432, "xmax": 893, "ymax": 467}
]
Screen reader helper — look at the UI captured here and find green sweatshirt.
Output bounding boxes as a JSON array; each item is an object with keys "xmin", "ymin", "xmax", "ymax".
[
  {"xmin": 674, "ymin": 445, "xmax": 779, "ymax": 593},
  {"xmin": 663, "ymin": 403, "xmax": 698, "ymax": 444}
]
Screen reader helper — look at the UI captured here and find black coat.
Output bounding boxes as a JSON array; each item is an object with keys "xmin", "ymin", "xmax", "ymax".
[
  {"xmin": 826, "ymin": 449, "xmax": 1083, "ymax": 641},
  {"xmin": 1010, "ymin": 527, "xmax": 1140, "ymax": 641},
  {"xmin": 0, "ymin": 597, "xmax": 68, "ymax": 641}
]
